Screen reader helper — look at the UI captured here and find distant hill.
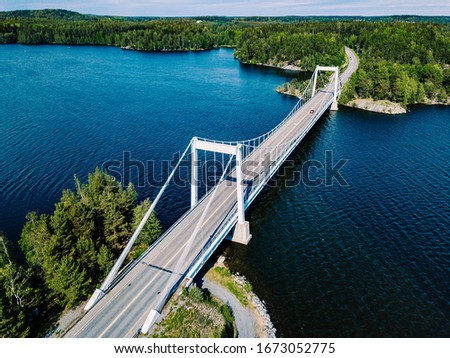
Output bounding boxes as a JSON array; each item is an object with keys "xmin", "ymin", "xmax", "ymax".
[
  {"xmin": 1, "ymin": 9, "xmax": 449, "ymax": 23},
  {"xmin": 0, "ymin": 9, "xmax": 93, "ymax": 21},
  {"xmin": 192, "ymin": 15, "xmax": 450, "ymax": 24},
  {"xmin": 0, "ymin": 9, "xmax": 159, "ymax": 22}
]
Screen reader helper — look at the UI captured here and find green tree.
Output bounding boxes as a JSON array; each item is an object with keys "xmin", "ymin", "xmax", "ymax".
[
  {"xmin": 46, "ymin": 256, "xmax": 91, "ymax": 308},
  {"xmin": 20, "ymin": 168, "xmax": 161, "ymax": 309},
  {"xmin": 130, "ymin": 199, "xmax": 162, "ymax": 258},
  {"xmin": 416, "ymin": 83, "xmax": 426, "ymax": 103},
  {"xmin": 0, "ymin": 234, "xmax": 33, "ymax": 337},
  {"xmin": 437, "ymin": 88, "xmax": 448, "ymax": 103}
]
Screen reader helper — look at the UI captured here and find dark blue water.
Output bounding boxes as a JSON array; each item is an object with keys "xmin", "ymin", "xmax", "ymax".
[
  {"xmin": 1, "ymin": 45, "xmax": 449, "ymax": 337},
  {"xmin": 0, "ymin": 45, "xmax": 296, "ymax": 248},
  {"xmin": 228, "ymin": 105, "xmax": 450, "ymax": 337}
]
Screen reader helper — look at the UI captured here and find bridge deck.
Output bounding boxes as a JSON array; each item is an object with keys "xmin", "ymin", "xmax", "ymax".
[{"xmin": 65, "ymin": 47, "xmax": 358, "ymax": 338}]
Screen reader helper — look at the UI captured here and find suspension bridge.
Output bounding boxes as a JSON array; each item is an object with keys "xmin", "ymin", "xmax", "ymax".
[{"xmin": 64, "ymin": 47, "xmax": 358, "ymax": 338}]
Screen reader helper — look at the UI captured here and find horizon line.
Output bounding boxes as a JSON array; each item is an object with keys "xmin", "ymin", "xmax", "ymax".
[{"xmin": 1, "ymin": 8, "xmax": 449, "ymax": 18}]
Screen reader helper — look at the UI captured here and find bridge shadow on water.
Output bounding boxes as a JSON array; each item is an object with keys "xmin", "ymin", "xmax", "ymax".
[
  {"xmin": 219, "ymin": 110, "xmax": 336, "ymax": 336},
  {"xmin": 192, "ymin": 108, "xmax": 336, "ymax": 315},
  {"xmin": 245, "ymin": 109, "xmax": 334, "ymax": 220}
]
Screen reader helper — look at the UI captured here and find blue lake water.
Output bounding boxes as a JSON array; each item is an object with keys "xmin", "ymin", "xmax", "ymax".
[
  {"xmin": 0, "ymin": 45, "xmax": 297, "ymax": 244},
  {"xmin": 1, "ymin": 45, "xmax": 449, "ymax": 337}
]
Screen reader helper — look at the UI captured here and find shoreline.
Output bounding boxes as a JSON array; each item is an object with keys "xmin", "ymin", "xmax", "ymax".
[
  {"xmin": 276, "ymin": 87, "xmax": 449, "ymax": 115},
  {"xmin": 239, "ymin": 58, "xmax": 305, "ymax": 72},
  {"xmin": 147, "ymin": 255, "xmax": 277, "ymax": 338},
  {"xmin": 345, "ymin": 98, "xmax": 406, "ymax": 114},
  {"xmin": 204, "ymin": 256, "xmax": 276, "ymax": 338},
  {"xmin": 8, "ymin": 42, "xmax": 446, "ymax": 115},
  {"xmin": 81, "ymin": 41, "xmax": 450, "ymax": 110}
]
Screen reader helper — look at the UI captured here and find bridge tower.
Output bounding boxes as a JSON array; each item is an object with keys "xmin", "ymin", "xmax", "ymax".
[
  {"xmin": 312, "ymin": 66, "xmax": 340, "ymax": 111},
  {"xmin": 232, "ymin": 143, "xmax": 252, "ymax": 245},
  {"xmin": 190, "ymin": 138, "xmax": 252, "ymax": 245}
]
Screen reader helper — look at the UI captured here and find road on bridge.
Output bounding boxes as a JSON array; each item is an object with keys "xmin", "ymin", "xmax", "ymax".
[{"xmin": 64, "ymin": 47, "xmax": 358, "ymax": 338}]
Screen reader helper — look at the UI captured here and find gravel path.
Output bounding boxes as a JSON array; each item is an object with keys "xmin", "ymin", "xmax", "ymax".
[{"xmin": 202, "ymin": 278, "xmax": 257, "ymax": 338}]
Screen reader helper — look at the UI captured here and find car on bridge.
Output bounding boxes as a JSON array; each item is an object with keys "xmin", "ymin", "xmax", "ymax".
[{"xmin": 310, "ymin": 109, "xmax": 315, "ymax": 114}]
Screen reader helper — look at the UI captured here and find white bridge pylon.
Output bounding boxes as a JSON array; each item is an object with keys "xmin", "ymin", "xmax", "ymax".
[
  {"xmin": 312, "ymin": 65, "xmax": 340, "ymax": 111},
  {"xmin": 191, "ymin": 137, "xmax": 251, "ymax": 244}
]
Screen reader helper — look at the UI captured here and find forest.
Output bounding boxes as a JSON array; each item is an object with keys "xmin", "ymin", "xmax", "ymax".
[
  {"xmin": 243, "ymin": 21, "xmax": 450, "ymax": 106},
  {"xmin": 0, "ymin": 12, "xmax": 238, "ymax": 50},
  {"xmin": 1, "ymin": 169, "xmax": 161, "ymax": 337},
  {"xmin": 1, "ymin": 10, "xmax": 449, "ymax": 106}
]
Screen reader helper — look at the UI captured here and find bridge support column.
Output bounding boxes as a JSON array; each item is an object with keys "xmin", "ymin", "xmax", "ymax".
[
  {"xmin": 236, "ymin": 144, "xmax": 245, "ymax": 225},
  {"xmin": 312, "ymin": 66, "xmax": 318, "ymax": 96},
  {"xmin": 191, "ymin": 137, "xmax": 198, "ymax": 208},
  {"xmin": 84, "ymin": 288, "xmax": 105, "ymax": 311},
  {"xmin": 231, "ymin": 221, "xmax": 252, "ymax": 245},
  {"xmin": 312, "ymin": 66, "xmax": 340, "ymax": 111},
  {"xmin": 330, "ymin": 100, "xmax": 338, "ymax": 111},
  {"xmin": 230, "ymin": 144, "xmax": 252, "ymax": 245},
  {"xmin": 330, "ymin": 70, "xmax": 339, "ymax": 111}
]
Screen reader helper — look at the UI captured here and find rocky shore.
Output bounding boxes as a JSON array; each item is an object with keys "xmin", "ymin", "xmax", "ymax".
[
  {"xmin": 276, "ymin": 87, "xmax": 411, "ymax": 115},
  {"xmin": 345, "ymin": 98, "xmax": 407, "ymax": 114},
  {"xmin": 241, "ymin": 59, "xmax": 303, "ymax": 72},
  {"xmin": 232, "ymin": 272, "xmax": 277, "ymax": 338},
  {"xmin": 207, "ymin": 255, "xmax": 277, "ymax": 338}
]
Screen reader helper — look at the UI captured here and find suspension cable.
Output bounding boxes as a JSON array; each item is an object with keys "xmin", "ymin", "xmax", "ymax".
[
  {"xmin": 99, "ymin": 138, "xmax": 194, "ymax": 292},
  {"xmin": 155, "ymin": 153, "xmax": 235, "ymax": 312}
]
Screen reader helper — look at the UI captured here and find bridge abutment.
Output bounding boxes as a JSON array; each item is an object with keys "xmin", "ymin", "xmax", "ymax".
[{"xmin": 330, "ymin": 100, "xmax": 338, "ymax": 111}]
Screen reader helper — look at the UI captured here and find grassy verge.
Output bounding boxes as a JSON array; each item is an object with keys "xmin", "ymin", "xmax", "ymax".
[
  {"xmin": 149, "ymin": 285, "xmax": 235, "ymax": 338},
  {"xmin": 205, "ymin": 267, "xmax": 252, "ymax": 307}
]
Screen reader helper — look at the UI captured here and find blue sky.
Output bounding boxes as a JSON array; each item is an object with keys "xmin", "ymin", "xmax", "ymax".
[{"xmin": 1, "ymin": 0, "xmax": 449, "ymax": 16}]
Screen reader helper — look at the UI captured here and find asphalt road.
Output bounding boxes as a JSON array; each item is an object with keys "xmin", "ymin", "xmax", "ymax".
[{"xmin": 64, "ymin": 47, "xmax": 358, "ymax": 338}]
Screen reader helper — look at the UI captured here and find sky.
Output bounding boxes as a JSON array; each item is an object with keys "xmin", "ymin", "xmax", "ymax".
[{"xmin": 1, "ymin": 0, "xmax": 449, "ymax": 17}]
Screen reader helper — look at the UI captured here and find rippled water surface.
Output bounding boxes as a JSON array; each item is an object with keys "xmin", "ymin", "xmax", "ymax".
[
  {"xmin": 1, "ymin": 45, "xmax": 449, "ymax": 337},
  {"xmin": 1, "ymin": 45, "xmax": 296, "ymax": 243},
  {"xmin": 227, "ymin": 105, "xmax": 450, "ymax": 337}
]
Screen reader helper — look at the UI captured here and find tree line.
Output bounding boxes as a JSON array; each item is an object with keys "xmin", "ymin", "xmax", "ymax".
[
  {"xmin": 1, "ymin": 10, "xmax": 449, "ymax": 105},
  {"xmin": 0, "ymin": 17, "xmax": 240, "ymax": 50},
  {"xmin": 235, "ymin": 21, "xmax": 449, "ymax": 106},
  {"xmin": 1, "ymin": 168, "xmax": 161, "ymax": 337},
  {"xmin": 338, "ymin": 21, "xmax": 450, "ymax": 105}
]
